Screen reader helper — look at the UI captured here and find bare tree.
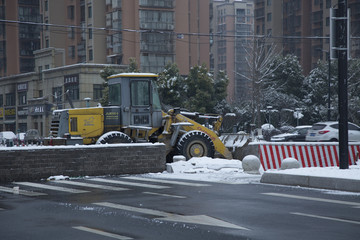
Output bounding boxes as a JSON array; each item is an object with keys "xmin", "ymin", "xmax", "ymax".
[{"xmin": 236, "ymin": 37, "xmax": 282, "ymax": 128}]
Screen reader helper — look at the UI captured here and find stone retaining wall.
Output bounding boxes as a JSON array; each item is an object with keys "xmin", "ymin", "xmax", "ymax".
[{"xmin": 0, "ymin": 143, "xmax": 166, "ymax": 183}]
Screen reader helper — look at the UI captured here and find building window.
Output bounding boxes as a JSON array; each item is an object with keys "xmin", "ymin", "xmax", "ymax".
[
  {"xmin": 267, "ymin": 13, "xmax": 272, "ymax": 22},
  {"xmin": 140, "ymin": 53, "xmax": 173, "ymax": 73},
  {"xmin": 70, "ymin": 117, "xmax": 78, "ymax": 131},
  {"xmin": 139, "ymin": 10, "xmax": 174, "ymax": 30},
  {"xmin": 236, "ymin": 9, "xmax": 245, "ymax": 23},
  {"xmin": 93, "ymin": 84, "xmax": 103, "ymax": 100},
  {"xmin": 52, "ymin": 87, "xmax": 62, "ymax": 103},
  {"xmin": 326, "ymin": 0, "xmax": 331, "ymax": 8},
  {"xmin": 0, "ymin": 94, "xmax": 3, "ymax": 107},
  {"xmin": 140, "ymin": 32, "xmax": 174, "ymax": 53},
  {"xmin": 45, "ymin": 39, "xmax": 49, "ymax": 48},
  {"xmin": 45, "ymin": 1, "xmax": 48, "ymax": 11},
  {"xmin": 267, "ymin": 0, "xmax": 272, "ymax": 6},
  {"xmin": 88, "ymin": 49, "xmax": 93, "ymax": 61},
  {"xmin": 68, "ymin": 46, "xmax": 75, "ymax": 59},
  {"xmin": 88, "ymin": 28, "xmax": 92, "ymax": 39},
  {"xmin": 139, "ymin": 0, "xmax": 174, "ymax": 8},
  {"xmin": 68, "ymin": 5, "xmax": 74, "ymax": 19},
  {"xmin": 64, "ymin": 74, "xmax": 79, "ymax": 101},
  {"xmin": 80, "ymin": 3, "xmax": 85, "ymax": 22},
  {"xmin": 88, "ymin": 6, "xmax": 92, "ymax": 18},
  {"xmin": 38, "ymin": 66, "xmax": 42, "ymax": 80},
  {"xmin": 68, "ymin": 27, "xmax": 75, "ymax": 39},
  {"xmin": 65, "ymin": 85, "xmax": 79, "ymax": 101},
  {"xmin": 5, "ymin": 93, "xmax": 15, "ymax": 106},
  {"xmin": 18, "ymin": 92, "xmax": 27, "ymax": 105}
]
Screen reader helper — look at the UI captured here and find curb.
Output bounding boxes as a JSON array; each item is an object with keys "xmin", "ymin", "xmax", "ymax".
[{"xmin": 260, "ymin": 172, "xmax": 360, "ymax": 192}]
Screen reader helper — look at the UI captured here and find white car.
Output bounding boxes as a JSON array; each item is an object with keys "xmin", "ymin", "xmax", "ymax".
[
  {"xmin": 271, "ymin": 125, "xmax": 312, "ymax": 142},
  {"xmin": 0, "ymin": 131, "xmax": 16, "ymax": 145},
  {"xmin": 305, "ymin": 121, "xmax": 360, "ymax": 142}
]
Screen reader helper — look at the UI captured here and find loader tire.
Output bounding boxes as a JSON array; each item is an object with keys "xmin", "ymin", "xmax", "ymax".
[
  {"xmin": 177, "ymin": 131, "xmax": 215, "ymax": 160},
  {"xmin": 96, "ymin": 131, "xmax": 132, "ymax": 144}
]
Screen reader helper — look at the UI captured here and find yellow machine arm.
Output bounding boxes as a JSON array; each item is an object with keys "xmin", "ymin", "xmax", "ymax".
[{"xmin": 163, "ymin": 109, "xmax": 233, "ymax": 159}]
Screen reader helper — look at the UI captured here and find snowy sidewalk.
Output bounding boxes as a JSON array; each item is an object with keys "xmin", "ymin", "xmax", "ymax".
[
  {"xmin": 150, "ymin": 157, "xmax": 360, "ymax": 192},
  {"xmin": 261, "ymin": 164, "xmax": 360, "ymax": 192}
]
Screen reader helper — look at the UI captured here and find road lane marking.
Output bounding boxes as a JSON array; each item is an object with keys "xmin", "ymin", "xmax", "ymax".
[
  {"xmin": 73, "ymin": 226, "xmax": 133, "ymax": 240},
  {"xmin": 94, "ymin": 202, "xmax": 249, "ymax": 230},
  {"xmin": 291, "ymin": 212, "xmax": 360, "ymax": 225},
  {"xmin": 94, "ymin": 202, "xmax": 168, "ymax": 216},
  {"xmin": 143, "ymin": 191, "xmax": 186, "ymax": 199},
  {"xmin": 88, "ymin": 178, "xmax": 170, "ymax": 189},
  {"xmin": 262, "ymin": 192, "xmax": 360, "ymax": 207},
  {"xmin": 0, "ymin": 186, "xmax": 47, "ymax": 196},
  {"xmin": 123, "ymin": 177, "xmax": 211, "ymax": 187},
  {"xmin": 14, "ymin": 182, "xmax": 89, "ymax": 194},
  {"xmin": 53, "ymin": 180, "xmax": 129, "ymax": 191}
]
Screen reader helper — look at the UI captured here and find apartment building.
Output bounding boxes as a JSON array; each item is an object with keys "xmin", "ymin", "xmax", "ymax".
[
  {"xmin": 0, "ymin": 50, "xmax": 125, "ymax": 134},
  {"xmin": 0, "ymin": 0, "xmax": 41, "ymax": 77},
  {"xmin": 211, "ymin": 0, "xmax": 254, "ymax": 102},
  {"xmin": 255, "ymin": 0, "xmax": 360, "ymax": 75},
  {"xmin": 41, "ymin": 0, "xmax": 106, "ymax": 65},
  {"xmin": 39, "ymin": 0, "xmax": 210, "ymax": 75},
  {"xmin": 0, "ymin": 0, "xmax": 211, "ymax": 134}
]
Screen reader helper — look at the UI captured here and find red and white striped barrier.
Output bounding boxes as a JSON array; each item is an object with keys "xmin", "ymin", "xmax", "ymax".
[{"xmin": 253, "ymin": 142, "xmax": 359, "ymax": 171}]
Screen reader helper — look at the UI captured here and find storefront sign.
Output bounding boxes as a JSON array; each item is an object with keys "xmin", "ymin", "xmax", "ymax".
[
  {"xmin": 17, "ymin": 82, "xmax": 28, "ymax": 92},
  {"xmin": 5, "ymin": 107, "xmax": 16, "ymax": 119},
  {"xmin": 29, "ymin": 104, "xmax": 52, "ymax": 116},
  {"xmin": 0, "ymin": 107, "xmax": 3, "ymax": 118},
  {"xmin": 17, "ymin": 106, "xmax": 29, "ymax": 116}
]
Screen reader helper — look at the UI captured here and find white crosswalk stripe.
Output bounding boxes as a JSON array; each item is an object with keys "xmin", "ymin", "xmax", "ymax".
[
  {"xmin": 88, "ymin": 178, "xmax": 170, "ymax": 189},
  {"xmin": 73, "ymin": 226, "xmax": 133, "ymax": 240},
  {"xmin": 143, "ymin": 191, "xmax": 186, "ymax": 199},
  {"xmin": 0, "ymin": 186, "xmax": 47, "ymax": 196},
  {"xmin": 14, "ymin": 182, "xmax": 89, "ymax": 194},
  {"xmin": 52, "ymin": 180, "xmax": 129, "ymax": 191},
  {"xmin": 123, "ymin": 176, "xmax": 211, "ymax": 187}
]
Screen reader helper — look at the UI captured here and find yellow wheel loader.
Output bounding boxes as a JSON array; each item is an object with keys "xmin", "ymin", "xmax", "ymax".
[{"xmin": 50, "ymin": 73, "xmax": 235, "ymax": 160}]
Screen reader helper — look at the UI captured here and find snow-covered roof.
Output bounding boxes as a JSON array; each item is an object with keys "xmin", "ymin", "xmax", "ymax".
[{"xmin": 108, "ymin": 73, "xmax": 158, "ymax": 79}]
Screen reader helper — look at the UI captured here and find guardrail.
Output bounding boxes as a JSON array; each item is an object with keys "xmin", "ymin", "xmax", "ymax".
[{"xmin": 250, "ymin": 142, "xmax": 359, "ymax": 171}]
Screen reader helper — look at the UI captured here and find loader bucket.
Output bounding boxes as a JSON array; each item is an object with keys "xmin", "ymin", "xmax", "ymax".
[{"xmin": 220, "ymin": 133, "xmax": 250, "ymax": 160}]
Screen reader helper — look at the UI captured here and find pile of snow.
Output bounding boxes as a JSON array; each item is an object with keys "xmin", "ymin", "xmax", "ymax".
[
  {"xmin": 149, "ymin": 157, "xmax": 360, "ymax": 185},
  {"xmin": 170, "ymin": 157, "xmax": 243, "ymax": 174},
  {"xmin": 149, "ymin": 157, "xmax": 263, "ymax": 184}
]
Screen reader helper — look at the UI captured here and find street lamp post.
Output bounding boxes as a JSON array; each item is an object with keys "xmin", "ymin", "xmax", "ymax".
[{"xmin": 327, "ymin": 53, "xmax": 331, "ymax": 121}]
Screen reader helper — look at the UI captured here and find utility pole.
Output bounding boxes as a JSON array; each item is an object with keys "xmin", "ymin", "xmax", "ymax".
[
  {"xmin": 327, "ymin": 53, "xmax": 331, "ymax": 121},
  {"xmin": 337, "ymin": 0, "xmax": 349, "ymax": 169}
]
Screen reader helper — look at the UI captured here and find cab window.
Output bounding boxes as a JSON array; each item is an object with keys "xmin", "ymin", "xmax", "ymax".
[
  {"xmin": 131, "ymin": 81, "xmax": 150, "ymax": 106},
  {"xmin": 109, "ymin": 83, "xmax": 121, "ymax": 105}
]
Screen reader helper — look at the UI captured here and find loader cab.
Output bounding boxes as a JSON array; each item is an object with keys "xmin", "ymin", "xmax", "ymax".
[{"xmin": 108, "ymin": 73, "xmax": 162, "ymax": 128}]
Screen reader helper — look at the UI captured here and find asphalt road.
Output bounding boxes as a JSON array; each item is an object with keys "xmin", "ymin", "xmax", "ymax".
[{"xmin": 0, "ymin": 176, "xmax": 360, "ymax": 240}]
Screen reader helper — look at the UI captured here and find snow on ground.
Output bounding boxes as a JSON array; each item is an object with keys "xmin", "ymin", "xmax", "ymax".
[
  {"xmin": 2, "ymin": 144, "xmax": 360, "ymax": 186},
  {"xmin": 148, "ymin": 157, "xmax": 262, "ymax": 184},
  {"xmin": 266, "ymin": 162, "xmax": 360, "ymax": 180},
  {"xmin": 148, "ymin": 157, "xmax": 360, "ymax": 185}
]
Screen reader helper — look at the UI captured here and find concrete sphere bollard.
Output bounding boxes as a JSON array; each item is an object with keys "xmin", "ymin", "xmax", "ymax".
[
  {"xmin": 242, "ymin": 155, "xmax": 261, "ymax": 174},
  {"xmin": 281, "ymin": 157, "xmax": 300, "ymax": 170}
]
